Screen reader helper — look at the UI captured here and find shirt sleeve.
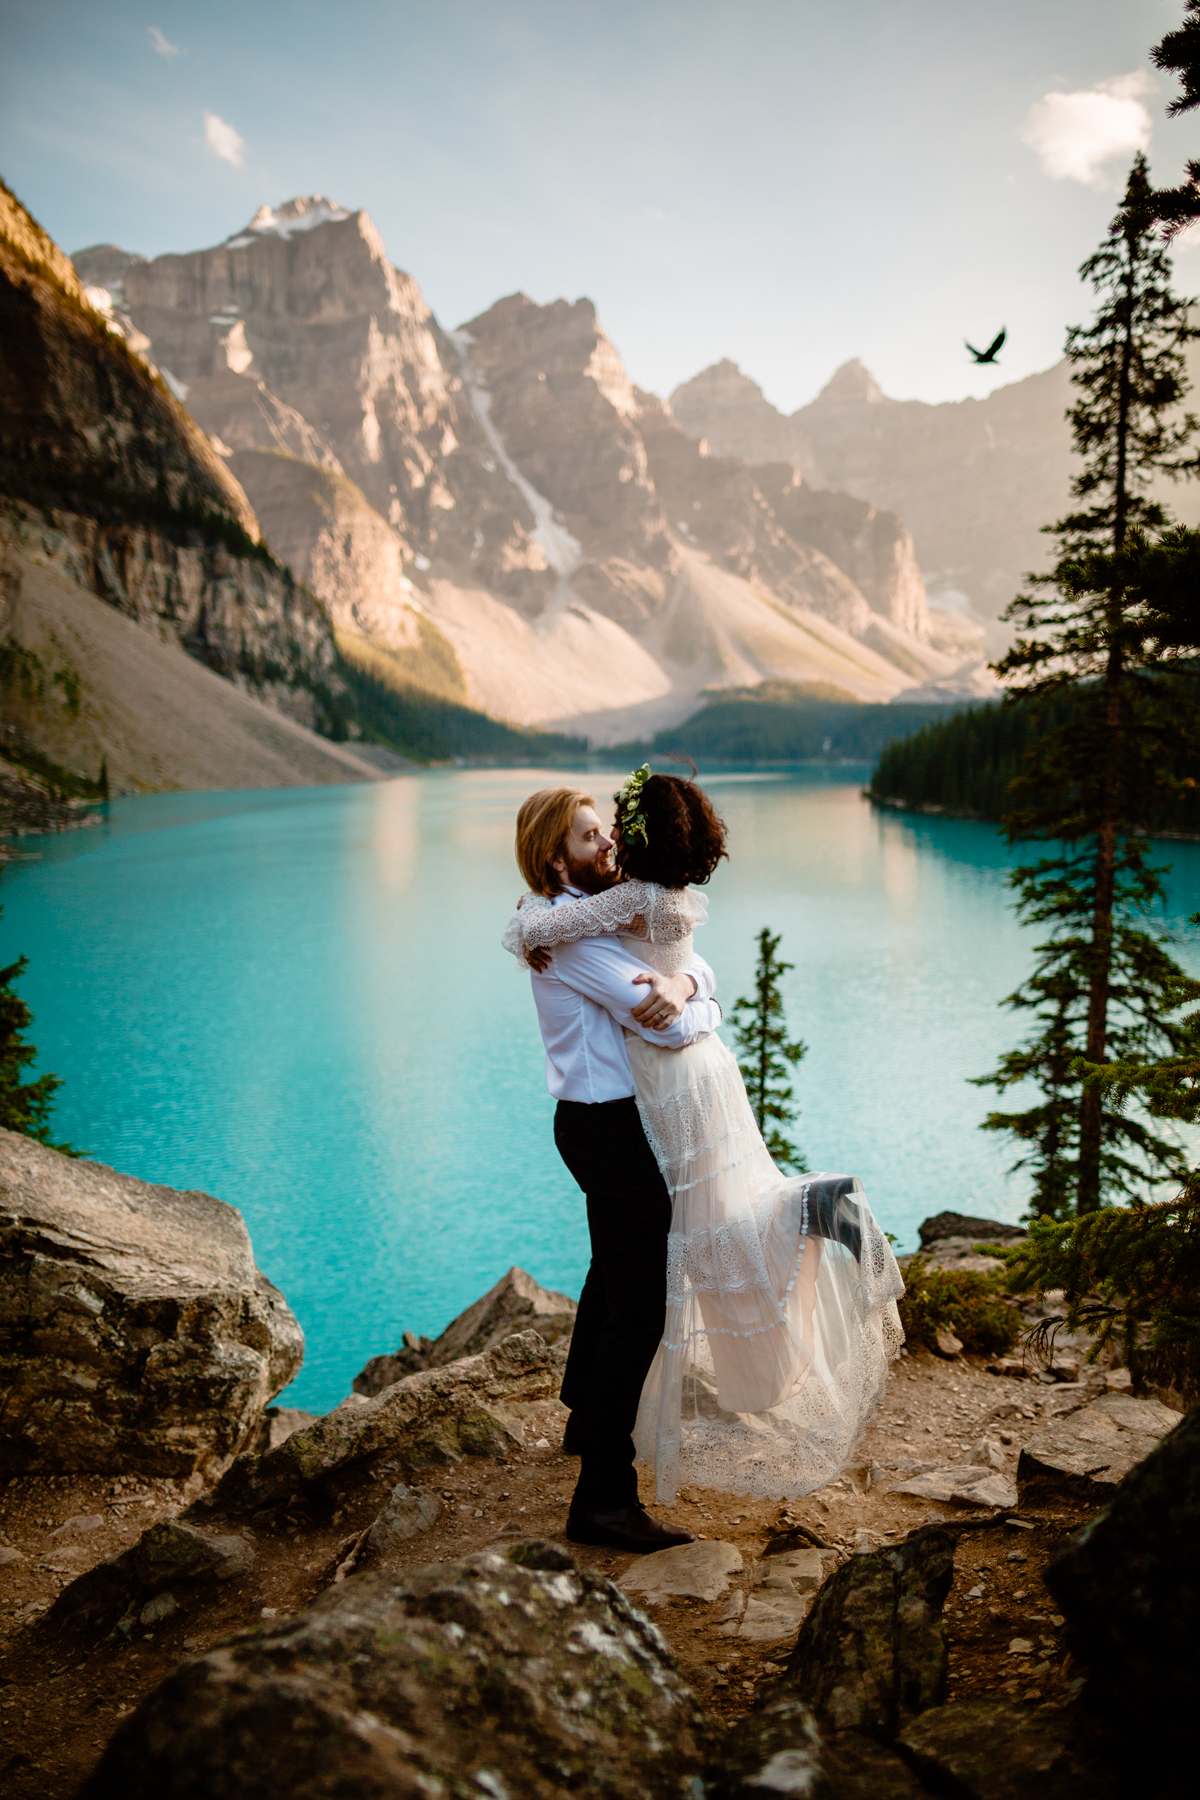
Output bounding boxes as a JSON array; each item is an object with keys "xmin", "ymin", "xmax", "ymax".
[
  {"xmin": 549, "ymin": 936, "xmax": 721, "ymax": 1048},
  {"xmin": 687, "ymin": 951, "xmax": 716, "ymax": 1005}
]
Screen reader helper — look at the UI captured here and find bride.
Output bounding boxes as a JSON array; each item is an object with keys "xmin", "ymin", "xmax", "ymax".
[{"xmin": 503, "ymin": 764, "xmax": 906, "ymax": 1505}]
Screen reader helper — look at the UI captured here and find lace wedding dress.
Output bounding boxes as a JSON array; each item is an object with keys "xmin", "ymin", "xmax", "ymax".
[{"xmin": 503, "ymin": 879, "xmax": 906, "ymax": 1504}]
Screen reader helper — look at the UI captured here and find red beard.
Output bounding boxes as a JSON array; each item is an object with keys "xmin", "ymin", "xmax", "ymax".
[{"xmin": 561, "ymin": 850, "xmax": 617, "ymax": 895}]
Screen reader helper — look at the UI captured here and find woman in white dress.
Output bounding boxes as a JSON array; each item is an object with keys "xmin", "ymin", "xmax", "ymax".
[{"xmin": 503, "ymin": 765, "xmax": 906, "ymax": 1505}]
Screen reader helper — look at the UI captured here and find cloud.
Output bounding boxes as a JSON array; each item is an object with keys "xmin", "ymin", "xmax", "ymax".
[
  {"xmin": 1021, "ymin": 72, "xmax": 1153, "ymax": 187},
  {"xmin": 203, "ymin": 110, "xmax": 245, "ymax": 166},
  {"xmin": 147, "ymin": 25, "xmax": 180, "ymax": 57}
]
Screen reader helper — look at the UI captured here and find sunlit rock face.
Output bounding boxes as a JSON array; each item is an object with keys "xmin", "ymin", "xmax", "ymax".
[
  {"xmin": 672, "ymin": 352, "xmax": 1063, "ymax": 642},
  {"xmin": 75, "ymin": 195, "xmax": 989, "ymax": 739},
  {"xmin": 671, "ymin": 344, "xmax": 1198, "ymax": 646},
  {"xmin": 1, "ymin": 184, "xmax": 349, "ymax": 753},
  {"xmin": 94, "ymin": 202, "xmax": 544, "ymax": 590},
  {"xmin": 0, "ymin": 1129, "xmax": 303, "ymax": 1479}
]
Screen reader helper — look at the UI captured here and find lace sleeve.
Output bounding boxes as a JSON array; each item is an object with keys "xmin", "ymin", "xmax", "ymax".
[
  {"xmin": 501, "ymin": 892, "xmax": 554, "ymax": 963},
  {"xmin": 516, "ymin": 881, "xmax": 709, "ymax": 949},
  {"xmin": 646, "ymin": 885, "xmax": 709, "ymax": 943}
]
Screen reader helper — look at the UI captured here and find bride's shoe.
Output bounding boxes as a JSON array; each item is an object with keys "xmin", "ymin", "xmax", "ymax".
[{"xmin": 805, "ymin": 1175, "xmax": 864, "ymax": 1261}]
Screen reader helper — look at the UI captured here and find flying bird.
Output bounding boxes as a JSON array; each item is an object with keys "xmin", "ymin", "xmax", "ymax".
[{"xmin": 966, "ymin": 326, "xmax": 1006, "ymax": 364}]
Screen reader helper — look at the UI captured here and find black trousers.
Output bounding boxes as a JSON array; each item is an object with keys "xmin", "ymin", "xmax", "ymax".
[{"xmin": 554, "ymin": 1095, "xmax": 672, "ymax": 1510}]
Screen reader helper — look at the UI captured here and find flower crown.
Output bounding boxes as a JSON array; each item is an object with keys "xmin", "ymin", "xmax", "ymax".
[{"xmin": 615, "ymin": 762, "xmax": 652, "ymax": 848}]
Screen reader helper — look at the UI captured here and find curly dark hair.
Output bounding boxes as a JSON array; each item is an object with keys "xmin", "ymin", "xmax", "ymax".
[{"xmin": 613, "ymin": 772, "xmax": 729, "ymax": 888}]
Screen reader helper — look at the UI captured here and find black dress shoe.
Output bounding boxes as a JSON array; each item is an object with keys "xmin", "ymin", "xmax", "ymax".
[{"xmin": 564, "ymin": 1502, "xmax": 696, "ymax": 1553}]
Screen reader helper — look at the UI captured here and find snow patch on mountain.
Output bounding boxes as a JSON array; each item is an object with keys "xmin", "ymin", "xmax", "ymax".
[
  {"xmin": 245, "ymin": 197, "xmax": 351, "ymax": 239},
  {"xmin": 447, "ymin": 327, "xmax": 583, "ymax": 580}
]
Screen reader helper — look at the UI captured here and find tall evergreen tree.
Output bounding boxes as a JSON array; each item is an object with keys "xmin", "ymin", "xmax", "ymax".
[
  {"xmin": 978, "ymin": 154, "xmax": 1200, "ymax": 1217},
  {"xmin": 1007, "ymin": 923, "xmax": 1200, "ymax": 1399},
  {"xmin": 731, "ymin": 927, "xmax": 808, "ymax": 1171},
  {"xmin": 0, "ymin": 904, "xmax": 73, "ymax": 1151},
  {"xmin": 1149, "ymin": 1, "xmax": 1200, "ymax": 238}
]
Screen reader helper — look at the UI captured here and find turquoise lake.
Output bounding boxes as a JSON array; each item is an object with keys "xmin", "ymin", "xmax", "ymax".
[{"xmin": 4, "ymin": 766, "xmax": 1199, "ymax": 1413}]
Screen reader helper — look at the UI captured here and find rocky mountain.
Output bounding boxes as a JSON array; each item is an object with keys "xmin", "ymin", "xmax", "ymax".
[
  {"xmin": 671, "ymin": 346, "xmax": 1200, "ymax": 650},
  {"xmin": 0, "ymin": 180, "xmax": 381, "ymax": 794},
  {"xmin": 76, "ymin": 196, "xmax": 981, "ymax": 744}
]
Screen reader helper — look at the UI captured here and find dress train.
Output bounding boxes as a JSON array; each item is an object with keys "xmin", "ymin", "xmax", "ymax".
[{"xmin": 503, "ymin": 879, "xmax": 906, "ymax": 1503}]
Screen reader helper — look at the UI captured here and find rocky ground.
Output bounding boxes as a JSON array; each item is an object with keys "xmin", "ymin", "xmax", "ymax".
[
  {"xmin": 0, "ymin": 1332, "xmax": 1131, "ymax": 1795},
  {"xmin": 1, "ymin": 1132, "xmax": 1188, "ymax": 1797}
]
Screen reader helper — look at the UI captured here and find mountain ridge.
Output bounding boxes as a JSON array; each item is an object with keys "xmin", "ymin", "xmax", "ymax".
[
  {"xmin": 671, "ymin": 340, "xmax": 1200, "ymax": 644},
  {"xmin": 0, "ymin": 181, "xmax": 579, "ymax": 801},
  {"xmin": 72, "ymin": 192, "xmax": 984, "ymax": 742}
]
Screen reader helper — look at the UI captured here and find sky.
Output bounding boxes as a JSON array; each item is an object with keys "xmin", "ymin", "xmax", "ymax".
[{"xmin": 2, "ymin": 0, "xmax": 1197, "ymax": 410}]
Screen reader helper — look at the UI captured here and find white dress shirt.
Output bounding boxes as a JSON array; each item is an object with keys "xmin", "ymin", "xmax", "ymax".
[{"xmin": 530, "ymin": 886, "xmax": 721, "ymax": 1103}]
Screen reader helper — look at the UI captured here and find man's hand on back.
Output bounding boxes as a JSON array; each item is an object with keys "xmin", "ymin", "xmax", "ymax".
[{"xmin": 630, "ymin": 969, "xmax": 698, "ymax": 1031}]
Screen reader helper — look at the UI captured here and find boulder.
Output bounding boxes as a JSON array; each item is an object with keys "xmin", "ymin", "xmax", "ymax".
[
  {"xmin": 889, "ymin": 1464, "xmax": 1017, "ymax": 1509},
  {"xmin": 244, "ymin": 1404, "xmax": 320, "ymax": 1456},
  {"xmin": 987, "ymin": 1349, "xmax": 1097, "ymax": 1385},
  {"xmin": 902, "ymin": 1238, "xmax": 1009, "ymax": 1275},
  {"xmin": 205, "ymin": 1329, "xmax": 564, "ymax": 1519},
  {"xmin": 361, "ymin": 1483, "xmax": 442, "ymax": 1558},
  {"xmin": 719, "ymin": 1547, "xmax": 838, "ymax": 1643},
  {"xmin": 898, "ymin": 1697, "xmax": 1121, "ymax": 1798},
  {"xmin": 917, "ymin": 1212, "xmax": 1027, "ymax": 1247},
  {"xmin": 0, "ymin": 1129, "xmax": 303, "ymax": 1477},
  {"xmin": 354, "ymin": 1265, "xmax": 577, "ymax": 1390},
  {"xmin": 1017, "ymin": 1391, "xmax": 1182, "ymax": 1504},
  {"xmin": 1043, "ymin": 1404, "xmax": 1200, "ymax": 1745},
  {"xmin": 707, "ymin": 1693, "xmax": 928, "ymax": 1797},
  {"xmin": 35, "ymin": 1519, "xmax": 256, "ymax": 1642},
  {"xmin": 80, "ymin": 1541, "xmax": 703, "ymax": 1799},
  {"xmin": 776, "ymin": 1523, "xmax": 957, "ymax": 1737},
  {"xmin": 620, "ymin": 1539, "xmax": 743, "ymax": 1604}
]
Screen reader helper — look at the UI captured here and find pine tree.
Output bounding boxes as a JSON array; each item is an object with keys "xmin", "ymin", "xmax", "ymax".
[
  {"xmin": 1149, "ymin": 1, "xmax": 1200, "ymax": 239},
  {"xmin": 0, "ymin": 905, "xmax": 73, "ymax": 1151},
  {"xmin": 730, "ymin": 927, "xmax": 808, "ymax": 1171},
  {"xmin": 1006, "ymin": 923, "xmax": 1200, "ymax": 1398},
  {"xmin": 977, "ymin": 154, "xmax": 1200, "ymax": 1217}
]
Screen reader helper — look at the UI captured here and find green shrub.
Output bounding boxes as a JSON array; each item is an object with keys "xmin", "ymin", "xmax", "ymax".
[
  {"xmin": 898, "ymin": 1256, "xmax": 1021, "ymax": 1357},
  {"xmin": 1003, "ymin": 1188, "xmax": 1200, "ymax": 1402}
]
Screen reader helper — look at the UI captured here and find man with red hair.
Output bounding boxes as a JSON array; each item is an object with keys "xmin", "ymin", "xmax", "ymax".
[{"xmin": 512, "ymin": 786, "xmax": 720, "ymax": 1552}]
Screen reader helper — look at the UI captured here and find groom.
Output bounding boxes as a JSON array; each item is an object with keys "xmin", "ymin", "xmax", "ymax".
[{"xmin": 511, "ymin": 785, "xmax": 721, "ymax": 1553}]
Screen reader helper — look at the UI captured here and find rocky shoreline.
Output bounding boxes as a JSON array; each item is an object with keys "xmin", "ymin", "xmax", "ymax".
[
  {"xmin": 0, "ymin": 753, "xmax": 103, "ymax": 854},
  {"xmin": 866, "ymin": 788, "xmax": 1200, "ymax": 844},
  {"xmin": 0, "ymin": 1127, "xmax": 1192, "ymax": 1796}
]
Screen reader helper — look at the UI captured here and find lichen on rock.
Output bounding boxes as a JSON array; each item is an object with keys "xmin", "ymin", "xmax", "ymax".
[{"xmin": 80, "ymin": 1541, "xmax": 703, "ymax": 1799}]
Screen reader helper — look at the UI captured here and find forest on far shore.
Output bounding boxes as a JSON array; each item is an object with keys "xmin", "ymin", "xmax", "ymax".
[
  {"xmin": 867, "ymin": 683, "xmax": 1200, "ymax": 839},
  {"xmin": 622, "ymin": 685, "xmax": 976, "ymax": 766}
]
